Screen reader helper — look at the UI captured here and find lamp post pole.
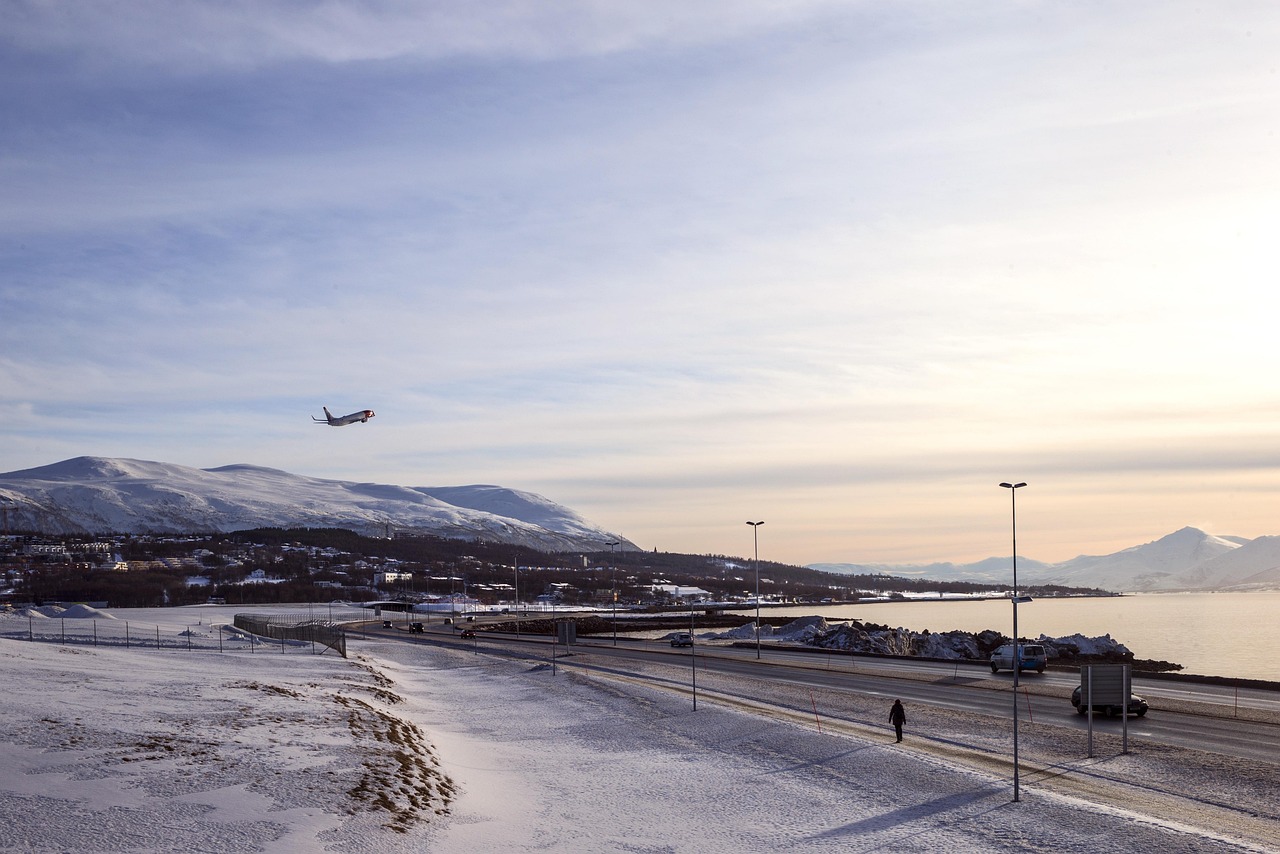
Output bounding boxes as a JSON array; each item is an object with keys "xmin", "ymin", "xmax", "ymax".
[
  {"xmin": 513, "ymin": 557, "xmax": 520, "ymax": 640},
  {"xmin": 746, "ymin": 521, "xmax": 764, "ymax": 660},
  {"xmin": 607, "ymin": 541, "xmax": 621, "ymax": 646},
  {"xmin": 1000, "ymin": 481, "xmax": 1027, "ymax": 803},
  {"xmin": 690, "ymin": 595, "xmax": 697, "ymax": 710}
]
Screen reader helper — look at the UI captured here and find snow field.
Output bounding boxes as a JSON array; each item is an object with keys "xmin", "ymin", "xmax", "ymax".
[{"xmin": 0, "ymin": 604, "xmax": 1277, "ymax": 853}]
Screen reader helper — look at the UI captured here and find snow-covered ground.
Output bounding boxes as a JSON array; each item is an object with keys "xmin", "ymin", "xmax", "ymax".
[{"xmin": 1, "ymin": 605, "xmax": 1277, "ymax": 853}]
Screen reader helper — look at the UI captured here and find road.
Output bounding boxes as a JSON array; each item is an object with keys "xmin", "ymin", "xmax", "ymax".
[{"xmin": 357, "ymin": 620, "xmax": 1280, "ymax": 765}]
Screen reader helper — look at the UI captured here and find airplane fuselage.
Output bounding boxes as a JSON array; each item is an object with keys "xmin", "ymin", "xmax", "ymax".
[{"xmin": 313, "ymin": 407, "xmax": 375, "ymax": 426}]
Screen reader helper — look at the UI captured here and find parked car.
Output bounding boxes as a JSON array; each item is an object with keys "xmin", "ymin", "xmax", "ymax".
[
  {"xmin": 1071, "ymin": 686, "xmax": 1148, "ymax": 717},
  {"xmin": 408, "ymin": 622, "xmax": 425, "ymax": 633},
  {"xmin": 990, "ymin": 643, "xmax": 1047, "ymax": 673},
  {"xmin": 670, "ymin": 633, "xmax": 693, "ymax": 647},
  {"xmin": 459, "ymin": 629, "xmax": 476, "ymax": 639}
]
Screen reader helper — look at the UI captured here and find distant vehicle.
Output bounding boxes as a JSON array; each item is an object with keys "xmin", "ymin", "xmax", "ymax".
[
  {"xmin": 408, "ymin": 622, "xmax": 424, "ymax": 633},
  {"xmin": 312, "ymin": 406, "xmax": 375, "ymax": 426},
  {"xmin": 460, "ymin": 629, "xmax": 476, "ymax": 639},
  {"xmin": 670, "ymin": 633, "xmax": 693, "ymax": 647},
  {"xmin": 1071, "ymin": 686, "xmax": 1148, "ymax": 717},
  {"xmin": 382, "ymin": 620, "xmax": 394, "ymax": 628},
  {"xmin": 990, "ymin": 643, "xmax": 1047, "ymax": 673}
]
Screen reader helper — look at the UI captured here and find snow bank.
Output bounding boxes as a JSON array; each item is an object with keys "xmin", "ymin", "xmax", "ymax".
[
  {"xmin": 0, "ymin": 604, "xmax": 1272, "ymax": 852},
  {"xmin": 56, "ymin": 603, "xmax": 116, "ymax": 619}
]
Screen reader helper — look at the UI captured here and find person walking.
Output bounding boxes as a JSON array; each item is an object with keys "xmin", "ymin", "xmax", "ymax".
[{"xmin": 889, "ymin": 699, "xmax": 906, "ymax": 742}]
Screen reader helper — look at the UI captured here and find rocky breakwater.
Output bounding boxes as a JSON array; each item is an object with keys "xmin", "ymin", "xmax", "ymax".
[{"xmin": 707, "ymin": 615, "xmax": 1183, "ymax": 672}]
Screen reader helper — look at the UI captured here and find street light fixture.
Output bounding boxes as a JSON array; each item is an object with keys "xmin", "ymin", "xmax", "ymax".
[
  {"xmin": 746, "ymin": 521, "xmax": 764, "ymax": 660},
  {"xmin": 999, "ymin": 481, "xmax": 1027, "ymax": 803},
  {"xmin": 606, "ymin": 541, "xmax": 621, "ymax": 646}
]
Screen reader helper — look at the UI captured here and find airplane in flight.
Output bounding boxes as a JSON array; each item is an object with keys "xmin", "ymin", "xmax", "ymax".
[{"xmin": 313, "ymin": 406, "xmax": 375, "ymax": 426}]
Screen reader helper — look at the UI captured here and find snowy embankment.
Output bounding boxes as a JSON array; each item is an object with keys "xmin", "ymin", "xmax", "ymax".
[{"xmin": 1, "ymin": 606, "xmax": 1277, "ymax": 853}]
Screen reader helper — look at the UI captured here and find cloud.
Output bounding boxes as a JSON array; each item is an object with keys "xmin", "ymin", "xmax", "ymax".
[
  {"xmin": 1, "ymin": 0, "xmax": 854, "ymax": 70},
  {"xmin": 5, "ymin": 2, "xmax": 1280, "ymax": 566}
]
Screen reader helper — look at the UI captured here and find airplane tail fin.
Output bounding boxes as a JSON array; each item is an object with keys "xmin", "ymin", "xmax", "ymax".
[{"xmin": 313, "ymin": 406, "xmax": 333, "ymax": 424}]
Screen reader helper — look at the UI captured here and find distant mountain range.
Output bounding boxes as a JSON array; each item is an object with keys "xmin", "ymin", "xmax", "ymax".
[
  {"xmin": 0, "ymin": 457, "xmax": 632, "ymax": 553},
  {"xmin": 809, "ymin": 526, "xmax": 1280, "ymax": 593},
  {"xmin": 6, "ymin": 457, "xmax": 1277, "ymax": 592}
]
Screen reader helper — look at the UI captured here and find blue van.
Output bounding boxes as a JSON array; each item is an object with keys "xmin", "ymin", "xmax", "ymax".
[{"xmin": 990, "ymin": 643, "xmax": 1047, "ymax": 673}]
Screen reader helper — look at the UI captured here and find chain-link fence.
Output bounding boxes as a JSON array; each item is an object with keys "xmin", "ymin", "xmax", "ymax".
[
  {"xmin": 0, "ymin": 611, "xmax": 357, "ymax": 657},
  {"xmin": 233, "ymin": 613, "xmax": 346, "ymax": 657}
]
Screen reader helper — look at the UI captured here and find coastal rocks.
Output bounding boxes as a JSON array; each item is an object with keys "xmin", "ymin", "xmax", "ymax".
[
  {"xmin": 704, "ymin": 617, "xmax": 830, "ymax": 643},
  {"xmin": 1035, "ymin": 632, "xmax": 1130, "ymax": 663},
  {"xmin": 913, "ymin": 630, "xmax": 982, "ymax": 660},
  {"xmin": 714, "ymin": 622, "xmax": 773, "ymax": 640},
  {"xmin": 796, "ymin": 620, "xmax": 1182, "ymax": 671},
  {"xmin": 775, "ymin": 615, "xmax": 830, "ymax": 641},
  {"xmin": 810, "ymin": 621, "xmax": 920, "ymax": 657},
  {"xmin": 1034, "ymin": 632, "xmax": 1183, "ymax": 672}
]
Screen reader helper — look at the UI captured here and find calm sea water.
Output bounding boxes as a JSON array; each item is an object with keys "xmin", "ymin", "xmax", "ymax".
[{"xmin": 731, "ymin": 591, "xmax": 1280, "ymax": 682}]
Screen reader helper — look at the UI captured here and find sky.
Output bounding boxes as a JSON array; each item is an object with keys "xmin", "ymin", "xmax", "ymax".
[{"xmin": 4, "ymin": 2, "xmax": 1280, "ymax": 567}]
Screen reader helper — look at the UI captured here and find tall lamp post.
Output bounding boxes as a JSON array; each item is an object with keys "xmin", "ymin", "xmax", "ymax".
[
  {"xmin": 746, "ymin": 521, "xmax": 764, "ymax": 660},
  {"xmin": 513, "ymin": 556, "xmax": 520, "ymax": 640},
  {"xmin": 999, "ymin": 481, "xmax": 1027, "ymax": 803},
  {"xmin": 606, "ymin": 540, "xmax": 621, "ymax": 646}
]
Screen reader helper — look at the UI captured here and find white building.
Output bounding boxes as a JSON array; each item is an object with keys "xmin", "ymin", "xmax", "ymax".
[{"xmin": 374, "ymin": 570, "xmax": 414, "ymax": 588}]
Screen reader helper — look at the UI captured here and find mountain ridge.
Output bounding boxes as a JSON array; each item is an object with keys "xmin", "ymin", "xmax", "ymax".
[
  {"xmin": 809, "ymin": 526, "xmax": 1274, "ymax": 593},
  {"xmin": 0, "ymin": 456, "xmax": 631, "ymax": 553}
]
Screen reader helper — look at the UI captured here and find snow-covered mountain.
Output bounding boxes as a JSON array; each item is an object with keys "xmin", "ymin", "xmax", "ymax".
[
  {"xmin": 805, "ymin": 556, "xmax": 1054, "ymax": 586},
  {"xmin": 810, "ymin": 526, "xmax": 1277, "ymax": 593},
  {"xmin": 0, "ymin": 457, "xmax": 633, "ymax": 553}
]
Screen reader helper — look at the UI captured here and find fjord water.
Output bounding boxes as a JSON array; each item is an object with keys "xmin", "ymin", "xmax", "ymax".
[{"xmin": 744, "ymin": 591, "xmax": 1280, "ymax": 682}]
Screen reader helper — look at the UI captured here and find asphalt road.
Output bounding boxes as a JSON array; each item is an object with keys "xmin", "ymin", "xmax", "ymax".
[{"xmin": 358, "ymin": 620, "xmax": 1280, "ymax": 765}]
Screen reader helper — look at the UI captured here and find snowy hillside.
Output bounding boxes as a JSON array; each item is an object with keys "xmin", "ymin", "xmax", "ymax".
[
  {"xmin": 810, "ymin": 526, "xmax": 1277, "ymax": 593},
  {"xmin": 1036, "ymin": 527, "xmax": 1242, "ymax": 591},
  {"xmin": 0, "ymin": 457, "xmax": 632, "ymax": 552},
  {"xmin": 1178, "ymin": 535, "xmax": 1280, "ymax": 590}
]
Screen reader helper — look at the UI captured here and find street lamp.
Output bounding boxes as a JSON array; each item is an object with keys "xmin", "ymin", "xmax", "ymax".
[
  {"xmin": 606, "ymin": 541, "xmax": 621, "ymax": 646},
  {"xmin": 999, "ymin": 481, "xmax": 1027, "ymax": 803},
  {"xmin": 746, "ymin": 521, "xmax": 764, "ymax": 660},
  {"xmin": 504, "ymin": 560, "xmax": 514, "ymax": 640}
]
